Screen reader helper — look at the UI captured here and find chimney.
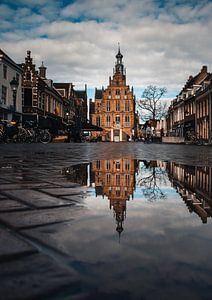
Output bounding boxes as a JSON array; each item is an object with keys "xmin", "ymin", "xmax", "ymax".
[
  {"xmin": 201, "ymin": 65, "xmax": 207, "ymax": 74},
  {"xmin": 39, "ymin": 61, "xmax": 47, "ymax": 79}
]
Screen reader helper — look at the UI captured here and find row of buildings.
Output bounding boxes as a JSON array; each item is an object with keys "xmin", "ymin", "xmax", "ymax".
[
  {"xmin": 166, "ymin": 66, "xmax": 212, "ymax": 143},
  {"xmin": 0, "ymin": 49, "xmax": 87, "ymax": 135},
  {"xmin": 1, "ymin": 47, "xmax": 138, "ymax": 141}
]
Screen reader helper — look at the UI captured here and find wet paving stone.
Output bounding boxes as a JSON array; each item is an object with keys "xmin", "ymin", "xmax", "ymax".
[
  {"xmin": 2, "ymin": 190, "xmax": 72, "ymax": 208},
  {"xmin": 0, "ymin": 199, "xmax": 29, "ymax": 212},
  {"xmin": 0, "ymin": 182, "xmax": 56, "ymax": 191},
  {"xmin": 40, "ymin": 187, "xmax": 86, "ymax": 197},
  {"xmin": 0, "ymin": 228, "xmax": 36, "ymax": 259},
  {"xmin": 0, "ymin": 206, "xmax": 86, "ymax": 229},
  {"xmin": 0, "ymin": 252, "xmax": 81, "ymax": 300},
  {"xmin": 0, "ymin": 194, "xmax": 8, "ymax": 199}
]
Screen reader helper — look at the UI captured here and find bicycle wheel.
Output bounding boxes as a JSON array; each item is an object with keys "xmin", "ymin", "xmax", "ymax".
[
  {"xmin": 16, "ymin": 127, "xmax": 27, "ymax": 143},
  {"xmin": 39, "ymin": 130, "xmax": 52, "ymax": 144},
  {"xmin": 0, "ymin": 129, "xmax": 4, "ymax": 143},
  {"xmin": 25, "ymin": 129, "xmax": 35, "ymax": 143},
  {"xmin": 196, "ymin": 139, "xmax": 203, "ymax": 146}
]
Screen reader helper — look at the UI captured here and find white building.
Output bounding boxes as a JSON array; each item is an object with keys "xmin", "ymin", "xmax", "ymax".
[{"xmin": 0, "ymin": 49, "xmax": 22, "ymax": 121}]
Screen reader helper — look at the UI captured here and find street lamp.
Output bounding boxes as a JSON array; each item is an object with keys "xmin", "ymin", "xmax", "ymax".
[{"xmin": 10, "ymin": 77, "xmax": 19, "ymax": 114}]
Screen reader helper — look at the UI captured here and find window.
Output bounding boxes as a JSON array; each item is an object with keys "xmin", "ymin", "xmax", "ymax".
[
  {"xmin": 125, "ymin": 101, "xmax": 130, "ymax": 111},
  {"xmin": 106, "ymin": 115, "xmax": 110, "ymax": 127},
  {"xmin": 3, "ymin": 65, "xmax": 7, "ymax": 79},
  {"xmin": 106, "ymin": 101, "xmax": 110, "ymax": 112},
  {"xmin": 24, "ymin": 88, "xmax": 32, "ymax": 106},
  {"xmin": 125, "ymin": 115, "xmax": 130, "ymax": 127},
  {"xmin": 16, "ymin": 73, "xmax": 20, "ymax": 83},
  {"xmin": 116, "ymin": 100, "xmax": 120, "ymax": 111},
  {"xmin": 96, "ymin": 160, "xmax": 100, "ymax": 170},
  {"xmin": 125, "ymin": 174, "xmax": 130, "ymax": 186},
  {"xmin": 115, "ymin": 115, "xmax": 120, "ymax": 127},
  {"xmin": 96, "ymin": 116, "xmax": 100, "ymax": 126},
  {"xmin": 116, "ymin": 89, "xmax": 120, "ymax": 95},
  {"xmin": 116, "ymin": 116, "xmax": 120, "ymax": 123},
  {"xmin": 116, "ymin": 174, "xmax": 120, "ymax": 185},
  {"xmin": 115, "ymin": 160, "xmax": 120, "ymax": 170},
  {"xmin": 106, "ymin": 160, "xmax": 111, "ymax": 170},
  {"xmin": 38, "ymin": 93, "xmax": 42, "ymax": 109},
  {"xmin": 116, "ymin": 187, "xmax": 120, "ymax": 197},
  {"xmin": 106, "ymin": 173, "xmax": 111, "ymax": 184},
  {"xmin": 1, "ymin": 85, "xmax": 7, "ymax": 104},
  {"xmin": 125, "ymin": 159, "xmax": 130, "ymax": 171},
  {"xmin": 26, "ymin": 72, "xmax": 31, "ymax": 81},
  {"xmin": 41, "ymin": 93, "xmax": 45, "ymax": 110}
]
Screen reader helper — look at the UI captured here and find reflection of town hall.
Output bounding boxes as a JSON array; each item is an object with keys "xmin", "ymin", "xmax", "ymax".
[
  {"xmin": 63, "ymin": 158, "xmax": 138, "ymax": 236},
  {"xmin": 90, "ymin": 47, "xmax": 137, "ymax": 142},
  {"xmin": 91, "ymin": 158, "xmax": 138, "ymax": 235}
]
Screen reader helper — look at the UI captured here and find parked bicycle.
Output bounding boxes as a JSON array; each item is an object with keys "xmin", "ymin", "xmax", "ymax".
[
  {"xmin": 185, "ymin": 132, "xmax": 204, "ymax": 145},
  {"xmin": 0, "ymin": 120, "xmax": 27, "ymax": 143},
  {"xmin": 23, "ymin": 120, "xmax": 52, "ymax": 144}
]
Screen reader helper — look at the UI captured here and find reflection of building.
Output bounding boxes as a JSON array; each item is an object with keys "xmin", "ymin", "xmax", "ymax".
[
  {"xmin": 91, "ymin": 158, "xmax": 138, "ymax": 236},
  {"xmin": 167, "ymin": 162, "xmax": 212, "ymax": 223},
  {"xmin": 90, "ymin": 46, "xmax": 137, "ymax": 142},
  {"xmin": 63, "ymin": 164, "xmax": 88, "ymax": 186}
]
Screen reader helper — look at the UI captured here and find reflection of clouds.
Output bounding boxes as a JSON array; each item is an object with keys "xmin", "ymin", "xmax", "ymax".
[{"xmin": 25, "ymin": 199, "xmax": 212, "ymax": 298}]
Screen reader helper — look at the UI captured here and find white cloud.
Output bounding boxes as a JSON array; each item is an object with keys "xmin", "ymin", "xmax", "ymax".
[{"xmin": 1, "ymin": 0, "xmax": 212, "ymax": 98}]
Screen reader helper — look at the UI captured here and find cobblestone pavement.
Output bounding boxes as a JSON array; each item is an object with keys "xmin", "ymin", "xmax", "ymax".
[{"xmin": 0, "ymin": 142, "xmax": 212, "ymax": 299}]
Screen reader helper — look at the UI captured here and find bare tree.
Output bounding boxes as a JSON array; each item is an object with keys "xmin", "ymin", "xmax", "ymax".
[
  {"xmin": 137, "ymin": 85, "xmax": 168, "ymax": 121},
  {"xmin": 136, "ymin": 161, "xmax": 167, "ymax": 201}
]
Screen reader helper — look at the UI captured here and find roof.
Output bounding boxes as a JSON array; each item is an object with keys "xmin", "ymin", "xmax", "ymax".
[
  {"xmin": 183, "ymin": 66, "xmax": 209, "ymax": 92},
  {"xmin": 53, "ymin": 83, "xmax": 71, "ymax": 89},
  {"xmin": 95, "ymin": 89, "xmax": 103, "ymax": 99},
  {"xmin": 0, "ymin": 49, "xmax": 23, "ymax": 73},
  {"xmin": 81, "ymin": 122, "xmax": 103, "ymax": 131},
  {"xmin": 75, "ymin": 90, "xmax": 87, "ymax": 100}
]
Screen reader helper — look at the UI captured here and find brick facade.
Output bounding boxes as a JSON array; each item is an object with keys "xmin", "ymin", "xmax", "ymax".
[{"xmin": 90, "ymin": 48, "xmax": 137, "ymax": 141}]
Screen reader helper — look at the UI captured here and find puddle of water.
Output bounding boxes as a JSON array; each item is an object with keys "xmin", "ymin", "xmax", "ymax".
[
  {"xmin": 63, "ymin": 159, "xmax": 212, "ymax": 229},
  {"xmin": 60, "ymin": 159, "xmax": 212, "ymax": 298}
]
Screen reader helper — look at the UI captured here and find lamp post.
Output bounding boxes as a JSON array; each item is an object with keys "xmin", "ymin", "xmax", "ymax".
[{"xmin": 10, "ymin": 77, "xmax": 19, "ymax": 118}]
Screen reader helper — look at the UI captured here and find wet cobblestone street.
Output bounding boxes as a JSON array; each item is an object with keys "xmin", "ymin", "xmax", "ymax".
[{"xmin": 0, "ymin": 142, "xmax": 212, "ymax": 300}]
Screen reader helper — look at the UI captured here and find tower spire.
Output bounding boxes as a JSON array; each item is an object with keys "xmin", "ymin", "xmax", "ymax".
[{"xmin": 115, "ymin": 44, "xmax": 124, "ymax": 75}]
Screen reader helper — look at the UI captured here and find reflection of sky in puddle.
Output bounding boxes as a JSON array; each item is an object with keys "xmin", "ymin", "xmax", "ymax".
[{"xmin": 59, "ymin": 159, "xmax": 212, "ymax": 298}]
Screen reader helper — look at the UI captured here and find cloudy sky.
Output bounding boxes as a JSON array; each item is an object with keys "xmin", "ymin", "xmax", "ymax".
[{"xmin": 0, "ymin": 0, "xmax": 212, "ymax": 100}]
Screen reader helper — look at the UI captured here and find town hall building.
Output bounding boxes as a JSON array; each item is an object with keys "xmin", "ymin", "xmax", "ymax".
[{"xmin": 90, "ymin": 47, "xmax": 137, "ymax": 142}]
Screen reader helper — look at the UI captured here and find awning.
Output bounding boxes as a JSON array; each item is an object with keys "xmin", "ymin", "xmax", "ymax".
[{"xmin": 81, "ymin": 122, "xmax": 103, "ymax": 131}]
